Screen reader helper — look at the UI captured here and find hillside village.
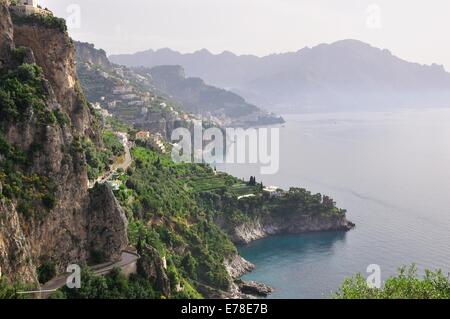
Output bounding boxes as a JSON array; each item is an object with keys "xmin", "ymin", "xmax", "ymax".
[{"xmin": 75, "ymin": 42, "xmax": 202, "ymax": 141}]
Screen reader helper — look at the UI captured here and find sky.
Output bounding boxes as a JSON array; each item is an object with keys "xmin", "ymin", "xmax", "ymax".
[{"xmin": 39, "ymin": 0, "xmax": 450, "ymax": 70}]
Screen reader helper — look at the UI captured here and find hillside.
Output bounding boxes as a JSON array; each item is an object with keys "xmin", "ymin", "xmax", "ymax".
[
  {"xmin": 0, "ymin": 1, "xmax": 127, "ymax": 285},
  {"xmin": 76, "ymin": 42, "xmax": 282, "ymax": 128},
  {"xmin": 110, "ymin": 40, "xmax": 450, "ymax": 113},
  {"xmin": 135, "ymin": 65, "xmax": 283, "ymax": 126},
  {"xmin": 1, "ymin": 3, "xmax": 353, "ymax": 300},
  {"xmin": 75, "ymin": 41, "xmax": 190, "ymax": 139}
]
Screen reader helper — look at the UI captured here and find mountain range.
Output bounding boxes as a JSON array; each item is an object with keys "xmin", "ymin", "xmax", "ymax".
[
  {"xmin": 110, "ymin": 40, "xmax": 450, "ymax": 113},
  {"xmin": 134, "ymin": 65, "xmax": 284, "ymax": 126}
]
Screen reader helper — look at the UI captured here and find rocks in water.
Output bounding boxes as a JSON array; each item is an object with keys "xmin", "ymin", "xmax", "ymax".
[
  {"xmin": 236, "ymin": 280, "xmax": 274, "ymax": 297},
  {"xmin": 230, "ymin": 215, "xmax": 355, "ymax": 245},
  {"xmin": 224, "ymin": 254, "xmax": 255, "ymax": 279}
]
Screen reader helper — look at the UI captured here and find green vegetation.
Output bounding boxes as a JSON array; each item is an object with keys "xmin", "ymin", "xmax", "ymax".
[
  {"xmin": 108, "ymin": 144, "xmax": 344, "ymax": 298},
  {"xmin": 52, "ymin": 268, "xmax": 159, "ymax": 299},
  {"xmin": 120, "ymin": 147, "xmax": 236, "ymax": 293},
  {"xmin": 103, "ymin": 130, "xmax": 124, "ymax": 156},
  {"xmin": 0, "ymin": 279, "xmax": 35, "ymax": 299},
  {"xmin": 0, "ymin": 62, "xmax": 64, "ymax": 218},
  {"xmin": 37, "ymin": 258, "xmax": 56, "ymax": 284},
  {"xmin": 82, "ymin": 137, "xmax": 109, "ymax": 181},
  {"xmin": 11, "ymin": 12, "xmax": 67, "ymax": 33},
  {"xmin": 0, "ymin": 63, "xmax": 49, "ymax": 122},
  {"xmin": 106, "ymin": 116, "xmax": 134, "ymax": 135},
  {"xmin": 83, "ymin": 131, "xmax": 124, "ymax": 181},
  {"xmin": 335, "ymin": 265, "xmax": 450, "ymax": 299},
  {"xmin": 0, "ymin": 131, "xmax": 55, "ymax": 218}
]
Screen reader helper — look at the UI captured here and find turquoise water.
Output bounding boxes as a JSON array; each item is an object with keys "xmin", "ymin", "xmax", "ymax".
[{"xmin": 218, "ymin": 109, "xmax": 450, "ymax": 298}]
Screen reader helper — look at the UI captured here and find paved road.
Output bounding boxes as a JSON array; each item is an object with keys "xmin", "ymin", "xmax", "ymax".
[{"xmin": 29, "ymin": 251, "xmax": 139, "ymax": 299}]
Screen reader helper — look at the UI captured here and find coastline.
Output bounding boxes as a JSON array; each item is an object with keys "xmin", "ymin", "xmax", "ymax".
[{"xmin": 222, "ymin": 215, "xmax": 355, "ymax": 298}]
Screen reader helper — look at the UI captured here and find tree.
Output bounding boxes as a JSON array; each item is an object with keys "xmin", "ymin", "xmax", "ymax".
[{"xmin": 335, "ymin": 265, "xmax": 450, "ymax": 299}]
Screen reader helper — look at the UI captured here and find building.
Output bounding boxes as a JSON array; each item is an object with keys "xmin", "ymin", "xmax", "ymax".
[
  {"xmin": 149, "ymin": 134, "xmax": 166, "ymax": 153},
  {"xmin": 121, "ymin": 94, "xmax": 138, "ymax": 100},
  {"xmin": 107, "ymin": 100, "xmax": 117, "ymax": 108},
  {"xmin": 11, "ymin": 0, "xmax": 50, "ymax": 16},
  {"xmin": 107, "ymin": 180, "xmax": 121, "ymax": 191},
  {"xmin": 20, "ymin": 0, "xmax": 38, "ymax": 6},
  {"xmin": 114, "ymin": 68, "xmax": 125, "ymax": 77},
  {"xmin": 263, "ymin": 186, "xmax": 283, "ymax": 198},
  {"xmin": 136, "ymin": 131, "xmax": 150, "ymax": 140},
  {"xmin": 114, "ymin": 132, "xmax": 128, "ymax": 145},
  {"xmin": 113, "ymin": 85, "xmax": 133, "ymax": 95},
  {"xmin": 128, "ymin": 100, "xmax": 144, "ymax": 106},
  {"xmin": 238, "ymin": 194, "xmax": 256, "ymax": 200}
]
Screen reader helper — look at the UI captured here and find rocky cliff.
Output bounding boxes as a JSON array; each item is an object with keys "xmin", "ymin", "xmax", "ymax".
[
  {"xmin": 139, "ymin": 65, "xmax": 285, "ymax": 127},
  {"xmin": 74, "ymin": 42, "xmax": 112, "ymax": 72},
  {"xmin": 0, "ymin": 2, "xmax": 127, "ymax": 284},
  {"xmin": 229, "ymin": 214, "xmax": 354, "ymax": 245}
]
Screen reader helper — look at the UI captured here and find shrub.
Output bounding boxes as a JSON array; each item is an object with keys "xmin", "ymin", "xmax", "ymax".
[
  {"xmin": 37, "ymin": 259, "xmax": 56, "ymax": 284},
  {"xmin": 335, "ymin": 265, "xmax": 450, "ymax": 299}
]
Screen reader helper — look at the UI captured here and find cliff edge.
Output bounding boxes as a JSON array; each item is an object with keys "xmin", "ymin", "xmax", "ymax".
[{"xmin": 0, "ymin": 1, "xmax": 128, "ymax": 284}]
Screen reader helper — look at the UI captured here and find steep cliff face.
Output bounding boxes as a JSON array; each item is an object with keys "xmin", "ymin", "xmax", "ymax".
[
  {"xmin": 0, "ymin": 3, "xmax": 127, "ymax": 284},
  {"xmin": 229, "ymin": 214, "xmax": 354, "ymax": 245},
  {"xmin": 0, "ymin": 1, "xmax": 13, "ymax": 68},
  {"xmin": 74, "ymin": 41, "xmax": 112, "ymax": 72}
]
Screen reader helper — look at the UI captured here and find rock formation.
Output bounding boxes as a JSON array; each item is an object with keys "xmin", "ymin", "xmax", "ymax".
[{"xmin": 0, "ymin": 2, "xmax": 128, "ymax": 284}]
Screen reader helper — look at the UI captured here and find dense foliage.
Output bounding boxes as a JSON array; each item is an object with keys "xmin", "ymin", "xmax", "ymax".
[
  {"xmin": 0, "ymin": 64, "xmax": 48, "ymax": 122},
  {"xmin": 0, "ymin": 279, "xmax": 35, "ymax": 299},
  {"xmin": 51, "ymin": 268, "xmax": 159, "ymax": 299},
  {"xmin": 121, "ymin": 147, "xmax": 236, "ymax": 293},
  {"xmin": 83, "ymin": 131, "xmax": 124, "ymax": 181},
  {"xmin": 335, "ymin": 265, "xmax": 450, "ymax": 299},
  {"xmin": 0, "ymin": 116, "xmax": 56, "ymax": 218},
  {"xmin": 11, "ymin": 12, "xmax": 67, "ymax": 33}
]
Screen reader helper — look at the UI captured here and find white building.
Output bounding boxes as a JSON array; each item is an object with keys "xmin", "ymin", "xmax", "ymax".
[
  {"xmin": 128, "ymin": 100, "xmax": 144, "ymax": 106},
  {"xmin": 107, "ymin": 100, "xmax": 117, "ymax": 108},
  {"xmin": 107, "ymin": 180, "xmax": 121, "ymax": 191},
  {"xmin": 12, "ymin": 0, "xmax": 49, "ymax": 16},
  {"xmin": 121, "ymin": 94, "xmax": 138, "ymax": 100},
  {"xmin": 263, "ymin": 186, "xmax": 283, "ymax": 198},
  {"xmin": 20, "ymin": 0, "xmax": 38, "ymax": 6},
  {"xmin": 113, "ymin": 86, "xmax": 133, "ymax": 95}
]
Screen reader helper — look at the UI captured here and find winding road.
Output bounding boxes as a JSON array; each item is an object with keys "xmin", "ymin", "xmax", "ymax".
[
  {"xmin": 19, "ymin": 136, "xmax": 138, "ymax": 298},
  {"xmin": 26, "ymin": 251, "xmax": 140, "ymax": 299}
]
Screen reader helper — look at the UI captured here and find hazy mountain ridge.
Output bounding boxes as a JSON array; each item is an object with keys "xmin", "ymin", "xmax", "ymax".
[
  {"xmin": 110, "ymin": 40, "xmax": 450, "ymax": 112},
  {"xmin": 134, "ymin": 65, "xmax": 284, "ymax": 126}
]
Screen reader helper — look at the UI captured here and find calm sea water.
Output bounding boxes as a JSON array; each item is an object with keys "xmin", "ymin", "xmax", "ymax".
[{"xmin": 217, "ymin": 109, "xmax": 450, "ymax": 299}]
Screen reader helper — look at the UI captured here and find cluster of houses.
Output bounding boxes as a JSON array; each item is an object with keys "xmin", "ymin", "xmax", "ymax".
[
  {"xmin": 136, "ymin": 130, "xmax": 166, "ymax": 153},
  {"xmin": 111, "ymin": 84, "xmax": 152, "ymax": 108}
]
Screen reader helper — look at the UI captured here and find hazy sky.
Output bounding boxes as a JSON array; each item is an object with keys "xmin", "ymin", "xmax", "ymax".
[{"xmin": 40, "ymin": 0, "xmax": 450, "ymax": 70}]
